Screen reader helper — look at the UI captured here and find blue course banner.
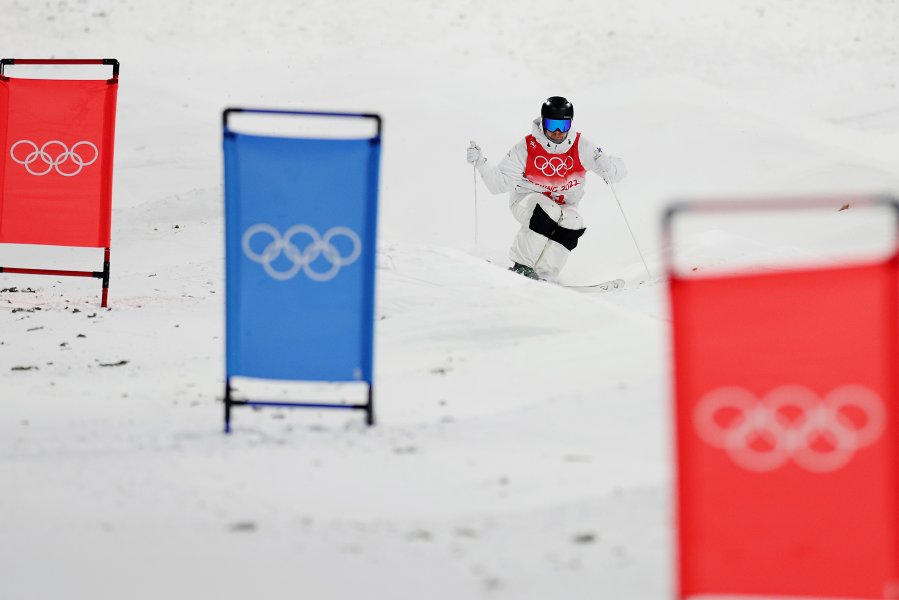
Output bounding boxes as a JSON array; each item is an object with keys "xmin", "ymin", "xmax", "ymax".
[{"xmin": 223, "ymin": 111, "xmax": 380, "ymax": 394}]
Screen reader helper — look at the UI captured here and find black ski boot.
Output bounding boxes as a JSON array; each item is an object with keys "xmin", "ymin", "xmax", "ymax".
[{"xmin": 510, "ymin": 262, "xmax": 540, "ymax": 280}]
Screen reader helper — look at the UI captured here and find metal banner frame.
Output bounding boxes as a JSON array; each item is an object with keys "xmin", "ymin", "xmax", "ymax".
[
  {"xmin": 222, "ymin": 107, "xmax": 381, "ymax": 432},
  {"xmin": 0, "ymin": 58, "xmax": 119, "ymax": 307},
  {"xmin": 664, "ymin": 194, "xmax": 899, "ymax": 599}
]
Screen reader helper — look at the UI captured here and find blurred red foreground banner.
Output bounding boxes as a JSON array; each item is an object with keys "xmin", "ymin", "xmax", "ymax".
[
  {"xmin": 0, "ymin": 72, "xmax": 117, "ymax": 247},
  {"xmin": 668, "ymin": 198, "xmax": 899, "ymax": 599}
]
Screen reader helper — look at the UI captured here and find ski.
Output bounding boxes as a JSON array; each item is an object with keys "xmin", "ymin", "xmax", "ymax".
[
  {"xmin": 496, "ymin": 260, "xmax": 627, "ymax": 293},
  {"xmin": 565, "ymin": 278, "xmax": 626, "ymax": 293}
]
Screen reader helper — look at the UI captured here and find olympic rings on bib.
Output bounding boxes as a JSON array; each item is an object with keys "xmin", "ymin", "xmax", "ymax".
[
  {"xmin": 693, "ymin": 384, "xmax": 886, "ymax": 473},
  {"xmin": 242, "ymin": 223, "xmax": 362, "ymax": 282},
  {"xmin": 534, "ymin": 155, "xmax": 574, "ymax": 177},
  {"xmin": 10, "ymin": 140, "xmax": 99, "ymax": 177}
]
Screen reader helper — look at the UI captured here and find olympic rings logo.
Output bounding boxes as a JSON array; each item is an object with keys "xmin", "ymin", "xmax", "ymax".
[
  {"xmin": 242, "ymin": 223, "xmax": 361, "ymax": 282},
  {"xmin": 693, "ymin": 385, "xmax": 886, "ymax": 473},
  {"xmin": 534, "ymin": 155, "xmax": 574, "ymax": 177},
  {"xmin": 10, "ymin": 140, "xmax": 99, "ymax": 177}
]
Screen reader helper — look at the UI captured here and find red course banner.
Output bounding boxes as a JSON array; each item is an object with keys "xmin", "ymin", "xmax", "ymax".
[
  {"xmin": 0, "ymin": 77, "xmax": 118, "ymax": 247},
  {"xmin": 671, "ymin": 257, "xmax": 899, "ymax": 599}
]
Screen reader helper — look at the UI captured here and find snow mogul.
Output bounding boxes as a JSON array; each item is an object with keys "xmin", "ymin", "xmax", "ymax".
[{"xmin": 467, "ymin": 96, "xmax": 627, "ymax": 281}]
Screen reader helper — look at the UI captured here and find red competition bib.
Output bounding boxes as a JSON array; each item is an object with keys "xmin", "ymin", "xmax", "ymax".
[{"xmin": 523, "ymin": 133, "xmax": 586, "ymax": 204}]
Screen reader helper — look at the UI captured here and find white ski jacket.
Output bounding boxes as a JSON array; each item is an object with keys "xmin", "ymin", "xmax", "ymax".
[{"xmin": 475, "ymin": 118, "xmax": 624, "ymax": 209}]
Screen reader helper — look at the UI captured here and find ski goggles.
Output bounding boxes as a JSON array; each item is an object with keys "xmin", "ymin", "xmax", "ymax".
[{"xmin": 542, "ymin": 118, "xmax": 572, "ymax": 133}]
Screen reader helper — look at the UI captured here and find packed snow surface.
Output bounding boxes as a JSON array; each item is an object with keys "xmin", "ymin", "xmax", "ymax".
[{"xmin": 3, "ymin": 1, "xmax": 899, "ymax": 598}]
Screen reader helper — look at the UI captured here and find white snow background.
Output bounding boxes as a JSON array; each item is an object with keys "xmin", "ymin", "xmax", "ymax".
[{"xmin": 3, "ymin": 1, "xmax": 899, "ymax": 598}]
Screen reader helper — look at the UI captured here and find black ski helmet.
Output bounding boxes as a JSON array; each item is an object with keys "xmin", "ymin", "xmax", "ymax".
[{"xmin": 541, "ymin": 96, "xmax": 573, "ymax": 120}]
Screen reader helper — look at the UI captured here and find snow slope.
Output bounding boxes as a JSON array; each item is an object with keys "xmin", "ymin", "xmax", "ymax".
[{"xmin": 2, "ymin": 1, "xmax": 899, "ymax": 598}]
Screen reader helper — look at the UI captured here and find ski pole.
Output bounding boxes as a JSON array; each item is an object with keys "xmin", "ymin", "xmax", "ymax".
[
  {"xmin": 470, "ymin": 141, "xmax": 480, "ymax": 250},
  {"xmin": 608, "ymin": 182, "xmax": 652, "ymax": 280},
  {"xmin": 473, "ymin": 163, "xmax": 479, "ymax": 249}
]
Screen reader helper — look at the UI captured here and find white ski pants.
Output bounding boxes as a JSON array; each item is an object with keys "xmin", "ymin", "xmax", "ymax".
[{"xmin": 508, "ymin": 193, "xmax": 586, "ymax": 280}]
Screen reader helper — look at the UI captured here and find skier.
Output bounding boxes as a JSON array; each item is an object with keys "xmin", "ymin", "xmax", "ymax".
[{"xmin": 466, "ymin": 96, "xmax": 627, "ymax": 281}]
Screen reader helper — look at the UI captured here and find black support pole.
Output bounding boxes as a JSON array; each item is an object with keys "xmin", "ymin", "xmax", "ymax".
[{"xmin": 224, "ymin": 382, "xmax": 232, "ymax": 434}]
